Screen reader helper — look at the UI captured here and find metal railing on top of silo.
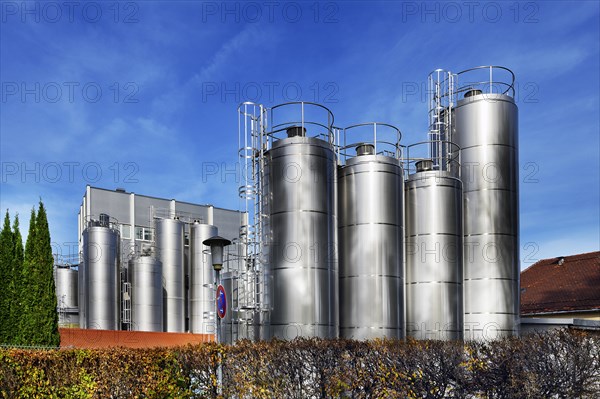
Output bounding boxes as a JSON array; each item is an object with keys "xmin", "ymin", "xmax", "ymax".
[{"xmin": 337, "ymin": 122, "xmax": 403, "ymax": 164}]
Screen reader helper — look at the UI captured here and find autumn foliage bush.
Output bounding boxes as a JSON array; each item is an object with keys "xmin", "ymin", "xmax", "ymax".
[{"xmin": 1, "ymin": 329, "xmax": 598, "ymax": 398}]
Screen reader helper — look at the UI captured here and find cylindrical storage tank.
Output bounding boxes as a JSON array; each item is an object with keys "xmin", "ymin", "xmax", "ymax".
[
  {"xmin": 258, "ymin": 194, "xmax": 272, "ymax": 341},
  {"xmin": 453, "ymin": 92, "xmax": 520, "ymax": 339},
  {"xmin": 78, "ymin": 263, "xmax": 86, "ymax": 329},
  {"xmin": 54, "ymin": 266, "xmax": 78, "ymax": 308},
  {"xmin": 405, "ymin": 169, "xmax": 463, "ymax": 340},
  {"xmin": 256, "ymin": 260, "xmax": 270, "ymax": 341},
  {"xmin": 220, "ymin": 271, "xmax": 238, "ymax": 344},
  {"xmin": 190, "ymin": 223, "xmax": 218, "ymax": 334},
  {"xmin": 155, "ymin": 218, "xmax": 185, "ymax": 332},
  {"xmin": 129, "ymin": 256, "xmax": 163, "ymax": 332},
  {"xmin": 82, "ymin": 226, "xmax": 120, "ymax": 330},
  {"xmin": 59, "ymin": 311, "xmax": 79, "ymax": 328},
  {"xmin": 263, "ymin": 135, "xmax": 338, "ymax": 340},
  {"xmin": 54, "ymin": 266, "xmax": 79, "ymax": 328},
  {"xmin": 184, "ymin": 241, "xmax": 190, "ymax": 332},
  {"xmin": 338, "ymin": 154, "xmax": 404, "ymax": 340}
]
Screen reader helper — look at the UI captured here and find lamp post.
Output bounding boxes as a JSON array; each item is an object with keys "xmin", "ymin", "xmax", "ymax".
[
  {"xmin": 202, "ymin": 235, "xmax": 231, "ymax": 396},
  {"xmin": 202, "ymin": 236, "xmax": 232, "ymax": 344}
]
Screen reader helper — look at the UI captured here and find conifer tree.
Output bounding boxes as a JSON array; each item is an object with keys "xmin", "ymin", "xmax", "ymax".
[
  {"xmin": 0, "ymin": 210, "xmax": 14, "ymax": 344},
  {"xmin": 30, "ymin": 201, "xmax": 60, "ymax": 346},
  {"xmin": 16, "ymin": 208, "xmax": 36, "ymax": 346},
  {"xmin": 8, "ymin": 215, "xmax": 24, "ymax": 345}
]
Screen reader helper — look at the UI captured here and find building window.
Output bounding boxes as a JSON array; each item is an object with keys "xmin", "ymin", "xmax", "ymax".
[
  {"xmin": 121, "ymin": 224, "xmax": 131, "ymax": 239},
  {"xmin": 135, "ymin": 226, "xmax": 153, "ymax": 241}
]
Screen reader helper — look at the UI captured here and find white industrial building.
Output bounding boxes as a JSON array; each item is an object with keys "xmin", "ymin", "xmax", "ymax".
[{"xmin": 54, "ymin": 185, "xmax": 246, "ymax": 333}]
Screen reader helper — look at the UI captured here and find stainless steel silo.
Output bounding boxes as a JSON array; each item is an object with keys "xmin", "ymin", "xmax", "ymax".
[
  {"xmin": 338, "ymin": 147, "xmax": 404, "ymax": 340},
  {"xmin": 82, "ymin": 224, "xmax": 120, "ymax": 330},
  {"xmin": 219, "ymin": 270, "xmax": 255, "ymax": 343},
  {"xmin": 263, "ymin": 128, "xmax": 338, "ymax": 340},
  {"xmin": 220, "ymin": 271, "xmax": 238, "ymax": 344},
  {"xmin": 453, "ymin": 69, "xmax": 520, "ymax": 339},
  {"xmin": 54, "ymin": 266, "xmax": 79, "ymax": 328},
  {"xmin": 78, "ymin": 263, "xmax": 86, "ymax": 329},
  {"xmin": 258, "ymin": 166, "xmax": 272, "ymax": 342},
  {"xmin": 405, "ymin": 162, "xmax": 463, "ymax": 340},
  {"xmin": 54, "ymin": 266, "xmax": 78, "ymax": 308},
  {"xmin": 185, "ymin": 241, "xmax": 190, "ymax": 332},
  {"xmin": 190, "ymin": 222, "xmax": 218, "ymax": 334},
  {"xmin": 155, "ymin": 217, "xmax": 185, "ymax": 332},
  {"xmin": 129, "ymin": 255, "xmax": 163, "ymax": 332}
]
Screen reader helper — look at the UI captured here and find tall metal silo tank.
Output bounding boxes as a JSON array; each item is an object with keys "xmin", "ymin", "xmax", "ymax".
[
  {"xmin": 220, "ymin": 271, "xmax": 245, "ymax": 344},
  {"xmin": 189, "ymin": 223, "xmax": 218, "ymax": 334},
  {"xmin": 453, "ymin": 92, "xmax": 520, "ymax": 339},
  {"xmin": 263, "ymin": 135, "xmax": 339, "ymax": 340},
  {"xmin": 155, "ymin": 217, "xmax": 185, "ymax": 332},
  {"xmin": 258, "ymin": 171, "xmax": 272, "ymax": 341},
  {"xmin": 338, "ymin": 152, "xmax": 404, "ymax": 340},
  {"xmin": 405, "ymin": 168, "xmax": 463, "ymax": 340},
  {"xmin": 78, "ymin": 262, "xmax": 86, "ymax": 329},
  {"xmin": 129, "ymin": 256, "xmax": 163, "ymax": 332},
  {"xmin": 82, "ymin": 225, "xmax": 120, "ymax": 330},
  {"xmin": 54, "ymin": 266, "xmax": 79, "ymax": 328},
  {"xmin": 54, "ymin": 266, "xmax": 78, "ymax": 309}
]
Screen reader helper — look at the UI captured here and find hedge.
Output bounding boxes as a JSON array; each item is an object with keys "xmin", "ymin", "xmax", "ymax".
[{"xmin": 1, "ymin": 329, "xmax": 599, "ymax": 398}]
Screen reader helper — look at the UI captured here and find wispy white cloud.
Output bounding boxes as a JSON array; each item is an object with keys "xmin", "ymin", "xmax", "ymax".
[
  {"xmin": 503, "ymin": 46, "xmax": 591, "ymax": 78},
  {"xmin": 192, "ymin": 26, "xmax": 266, "ymax": 83}
]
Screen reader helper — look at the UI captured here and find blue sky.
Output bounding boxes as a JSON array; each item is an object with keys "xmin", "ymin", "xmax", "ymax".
[{"xmin": 1, "ymin": 1, "xmax": 598, "ymax": 268}]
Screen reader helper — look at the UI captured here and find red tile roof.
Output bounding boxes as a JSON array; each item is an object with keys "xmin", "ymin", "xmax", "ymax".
[{"xmin": 520, "ymin": 251, "xmax": 600, "ymax": 315}]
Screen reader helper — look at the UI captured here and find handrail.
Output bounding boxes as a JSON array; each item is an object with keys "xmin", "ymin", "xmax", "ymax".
[
  {"xmin": 237, "ymin": 101, "xmax": 265, "ymax": 118},
  {"xmin": 338, "ymin": 122, "xmax": 402, "ymax": 163},
  {"xmin": 456, "ymin": 65, "xmax": 515, "ymax": 97},
  {"xmin": 429, "ymin": 65, "xmax": 516, "ymax": 101},
  {"xmin": 269, "ymin": 101, "xmax": 335, "ymax": 127},
  {"xmin": 84, "ymin": 214, "xmax": 120, "ymax": 230},
  {"xmin": 266, "ymin": 101, "xmax": 335, "ymax": 144},
  {"xmin": 404, "ymin": 140, "xmax": 461, "ymax": 178}
]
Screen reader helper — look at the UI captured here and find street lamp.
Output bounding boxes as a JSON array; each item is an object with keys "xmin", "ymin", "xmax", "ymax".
[
  {"xmin": 202, "ymin": 235, "xmax": 232, "ymax": 344},
  {"xmin": 202, "ymin": 235, "xmax": 231, "ymax": 396},
  {"xmin": 203, "ymin": 236, "xmax": 231, "ymax": 271}
]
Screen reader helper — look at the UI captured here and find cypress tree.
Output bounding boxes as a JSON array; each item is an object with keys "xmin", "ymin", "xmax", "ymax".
[
  {"xmin": 0, "ymin": 210, "xmax": 14, "ymax": 344},
  {"xmin": 9, "ymin": 215, "xmax": 24, "ymax": 345},
  {"xmin": 30, "ymin": 201, "xmax": 60, "ymax": 347},
  {"xmin": 16, "ymin": 208, "xmax": 36, "ymax": 346}
]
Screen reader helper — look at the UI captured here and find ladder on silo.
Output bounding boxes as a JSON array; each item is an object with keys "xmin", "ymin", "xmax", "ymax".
[
  {"xmin": 238, "ymin": 101, "xmax": 269, "ymax": 337},
  {"xmin": 428, "ymin": 69, "xmax": 456, "ymax": 171}
]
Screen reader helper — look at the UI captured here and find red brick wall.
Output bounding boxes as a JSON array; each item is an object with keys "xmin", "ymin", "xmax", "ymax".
[{"xmin": 59, "ymin": 328, "xmax": 214, "ymax": 349}]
